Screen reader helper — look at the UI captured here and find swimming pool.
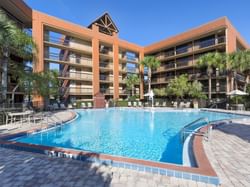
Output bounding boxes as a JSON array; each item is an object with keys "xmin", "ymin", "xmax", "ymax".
[{"xmin": 13, "ymin": 108, "xmax": 243, "ymax": 165}]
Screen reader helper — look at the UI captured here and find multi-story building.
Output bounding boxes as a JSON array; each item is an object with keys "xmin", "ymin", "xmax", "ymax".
[{"xmin": 1, "ymin": 0, "xmax": 249, "ymax": 105}]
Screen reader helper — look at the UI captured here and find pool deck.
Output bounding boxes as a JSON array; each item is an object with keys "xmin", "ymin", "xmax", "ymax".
[{"xmin": 0, "ymin": 109, "xmax": 249, "ymax": 186}]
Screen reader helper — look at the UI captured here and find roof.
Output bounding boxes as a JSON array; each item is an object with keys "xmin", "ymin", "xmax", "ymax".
[{"xmin": 88, "ymin": 12, "xmax": 119, "ymax": 36}]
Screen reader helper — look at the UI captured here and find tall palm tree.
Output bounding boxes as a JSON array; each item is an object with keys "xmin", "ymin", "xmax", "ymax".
[
  {"xmin": 228, "ymin": 50, "xmax": 250, "ymax": 91},
  {"xmin": 125, "ymin": 74, "xmax": 139, "ymax": 96},
  {"xmin": 196, "ymin": 52, "xmax": 226, "ymax": 100},
  {"xmin": 140, "ymin": 56, "xmax": 160, "ymax": 94},
  {"xmin": 0, "ymin": 10, "xmax": 36, "ymax": 102}
]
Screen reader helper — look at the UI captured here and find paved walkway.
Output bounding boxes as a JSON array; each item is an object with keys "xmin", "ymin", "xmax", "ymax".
[
  {"xmin": 0, "ymin": 147, "xmax": 215, "ymax": 187},
  {"xmin": 204, "ymin": 120, "xmax": 250, "ymax": 187}
]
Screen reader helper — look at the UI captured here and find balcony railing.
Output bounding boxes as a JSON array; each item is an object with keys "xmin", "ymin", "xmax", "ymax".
[
  {"xmin": 194, "ymin": 36, "xmax": 225, "ymax": 50},
  {"xmin": 100, "ymin": 88, "xmax": 114, "ymax": 94},
  {"xmin": 176, "ymin": 46, "xmax": 192, "ymax": 55},
  {"xmin": 44, "ymin": 34, "xmax": 92, "ymax": 52},
  {"xmin": 45, "ymin": 52, "xmax": 92, "ymax": 67},
  {"xmin": 176, "ymin": 60, "xmax": 193, "ymax": 67},
  {"xmin": 203, "ymin": 86, "xmax": 227, "ymax": 93},
  {"xmin": 69, "ymin": 87, "xmax": 93, "ymax": 94},
  {"xmin": 100, "ymin": 62, "xmax": 113, "ymax": 69},
  {"xmin": 59, "ymin": 71, "xmax": 92, "ymax": 80},
  {"xmin": 100, "ymin": 48, "xmax": 113, "ymax": 56},
  {"xmin": 100, "ymin": 76, "xmax": 113, "ymax": 82}
]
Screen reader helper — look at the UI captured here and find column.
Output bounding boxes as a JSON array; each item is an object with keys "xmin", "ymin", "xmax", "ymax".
[
  {"xmin": 139, "ymin": 52, "xmax": 144, "ymax": 100},
  {"xmin": 113, "ymin": 33, "xmax": 119, "ymax": 99}
]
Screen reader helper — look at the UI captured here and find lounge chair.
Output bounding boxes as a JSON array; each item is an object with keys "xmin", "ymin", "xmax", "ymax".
[
  {"xmin": 179, "ymin": 102, "xmax": 185, "ymax": 108},
  {"xmin": 138, "ymin": 101, "xmax": 142, "ymax": 107},
  {"xmin": 81, "ymin": 102, "xmax": 87, "ymax": 109},
  {"xmin": 87, "ymin": 102, "xmax": 93, "ymax": 108},
  {"xmin": 128, "ymin": 101, "xmax": 132, "ymax": 107},
  {"xmin": 173, "ymin": 102, "xmax": 178, "ymax": 108},
  {"xmin": 60, "ymin": 103, "xmax": 66, "ymax": 110},
  {"xmin": 155, "ymin": 102, "xmax": 160, "ymax": 107},
  {"xmin": 68, "ymin": 104, "xmax": 73, "ymax": 109},
  {"xmin": 53, "ymin": 103, "xmax": 59, "ymax": 110},
  {"xmin": 185, "ymin": 102, "xmax": 191, "ymax": 108},
  {"xmin": 133, "ymin": 102, "xmax": 137, "ymax": 107},
  {"xmin": 162, "ymin": 101, "xmax": 167, "ymax": 107}
]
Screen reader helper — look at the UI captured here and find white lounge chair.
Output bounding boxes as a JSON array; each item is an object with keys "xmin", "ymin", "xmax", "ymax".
[
  {"xmin": 173, "ymin": 102, "xmax": 178, "ymax": 108},
  {"xmin": 179, "ymin": 102, "xmax": 185, "ymax": 108},
  {"xmin": 68, "ymin": 104, "xmax": 73, "ymax": 109},
  {"xmin": 81, "ymin": 102, "xmax": 87, "ymax": 109},
  {"xmin": 87, "ymin": 102, "xmax": 93, "ymax": 108},
  {"xmin": 60, "ymin": 103, "xmax": 66, "ymax": 110},
  {"xmin": 185, "ymin": 102, "xmax": 191, "ymax": 108},
  {"xmin": 162, "ymin": 102, "xmax": 167, "ymax": 107},
  {"xmin": 128, "ymin": 101, "xmax": 132, "ymax": 107},
  {"xmin": 53, "ymin": 103, "xmax": 59, "ymax": 110},
  {"xmin": 138, "ymin": 101, "xmax": 142, "ymax": 107},
  {"xmin": 133, "ymin": 102, "xmax": 137, "ymax": 107},
  {"xmin": 155, "ymin": 102, "xmax": 160, "ymax": 107}
]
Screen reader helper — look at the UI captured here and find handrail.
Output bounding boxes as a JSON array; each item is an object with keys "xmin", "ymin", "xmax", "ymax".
[{"xmin": 181, "ymin": 117, "xmax": 211, "ymax": 143}]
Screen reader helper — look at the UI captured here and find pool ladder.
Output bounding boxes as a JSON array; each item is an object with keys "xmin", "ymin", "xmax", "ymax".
[
  {"xmin": 181, "ymin": 117, "xmax": 212, "ymax": 143},
  {"xmin": 44, "ymin": 113, "xmax": 63, "ymax": 129}
]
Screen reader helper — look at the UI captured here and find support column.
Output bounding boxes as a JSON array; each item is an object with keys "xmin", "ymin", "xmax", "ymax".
[
  {"xmin": 139, "ymin": 52, "xmax": 144, "ymax": 100},
  {"xmin": 32, "ymin": 11, "xmax": 44, "ymax": 107},
  {"xmin": 113, "ymin": 33, "xmax": 119, "ymax": 99},
  {"xmin": 92, "ymin": 24, "xmax": 100, "ymax": 96}
]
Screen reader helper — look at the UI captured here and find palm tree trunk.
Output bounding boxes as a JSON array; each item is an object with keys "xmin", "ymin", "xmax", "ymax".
[
  {"xmin": 244, "ymin": 74, "xmax": 249, "ymax": 92},
  {"xmin": 132, "ymin": 85, "xmax": 134, "ymax": 96},
  {"xmin": 11, "ymin": 84, "xmax": 19, "ymax": 108},
  {"xmin": 1, "ymin": 52, "xmax": 8, "ymax": 102},
  {"xmin": 208, "ymin": 75, "xmax": 212, "ymax": 100},
  {"xmin": 148, "ymin": 68, "xmax": 151, "ymax": 93}
]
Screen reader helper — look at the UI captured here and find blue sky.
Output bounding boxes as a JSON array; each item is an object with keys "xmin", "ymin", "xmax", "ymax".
[{"xmin": 25, "ymin": 0, "xmax": 250, "ymax": 46}]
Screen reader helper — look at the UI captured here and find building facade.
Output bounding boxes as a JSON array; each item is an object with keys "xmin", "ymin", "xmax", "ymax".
[{"xmin": 0, "ymin": 0, "xmax": 249, "ymax": 105}]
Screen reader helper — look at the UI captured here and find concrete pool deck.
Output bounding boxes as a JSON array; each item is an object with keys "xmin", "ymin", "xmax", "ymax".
[{"xmin": 0, "ymin": 109, "xmax": 249, "ymax": 186}]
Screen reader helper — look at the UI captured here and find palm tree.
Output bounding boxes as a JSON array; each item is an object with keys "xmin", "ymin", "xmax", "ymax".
[
  {"xmin": 153, "ymin": 88, "xmax": 166, "ymax": 97},
  {"xmin": 0, "ymin": 9, "xmax": 36, "ymax": 102},
  {"xmin": 196, "ymin": 52, "xmax": 226, "ymax": 100},
  {"xmin": 125, "ymin": 74, "xmax": 139, "ymax": 96},
  {"xmin": 228, "ymin": 50, "xmax": 250, "ymax": 91},
  {"xmin": 140, "ymin": 56, "xmax": 160, "ymax": 94}
]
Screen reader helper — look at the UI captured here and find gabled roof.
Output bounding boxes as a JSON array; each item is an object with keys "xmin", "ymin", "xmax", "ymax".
[{"xmin": 88, "ymin": 12, "xmax": 119, "ymax": 36}]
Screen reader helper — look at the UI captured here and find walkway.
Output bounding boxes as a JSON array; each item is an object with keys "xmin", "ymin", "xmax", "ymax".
[{"xmin": 204, "ymin": 120, "xmax": 250, "ymax": 187}]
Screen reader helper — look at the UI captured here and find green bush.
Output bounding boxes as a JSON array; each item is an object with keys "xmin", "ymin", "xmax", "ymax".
[{"xmin": 116, "ymin": 100, "xmax": 128, "ymax": 107}]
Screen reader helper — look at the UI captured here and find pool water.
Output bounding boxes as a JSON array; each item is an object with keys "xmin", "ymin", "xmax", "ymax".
[{"xmin": 14, "ymin": 108, "xmax": 243, "ymax": 165}]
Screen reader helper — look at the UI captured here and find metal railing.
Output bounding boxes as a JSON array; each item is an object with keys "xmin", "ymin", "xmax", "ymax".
[{"xmin": 181, "ymin": 117, "xmax": 211, "ymax": 143}]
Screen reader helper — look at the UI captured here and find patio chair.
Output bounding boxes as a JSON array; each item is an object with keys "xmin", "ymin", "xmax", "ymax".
[
  {"xmin": 155, "ymin": 102, "xmax": 160, "ymax": 107},
  {"xmin": 185, "ymin": 102, "xmax": 191, "ymax": 108},
  {"xmin": 81, "ymin": 102, "xmax": 87, "ymax": 109},
  {"xmin": 53, "ymin": 103, "xmax": 59, "ymax": 110},
  {"xmin": 138, "ymin": 101, "xmax": 143, "ymax": 107},
  {"xmin": 162, "ymin": 101, "xmax": 167, "ymax": 107},
  {"xmin": 133, "ymin": 102, "xmax": 137, "ymax": 107},
  {"xmin": 87, "ymin": 102, "xmax": 93, "ymax": 108},
  {"xmin": 60, "ymin": 103, "xmax": 66, "ymax": 110},
  {"xmin": 179, "ymin": 102, "xmax": 185, "ymax": 108},
  {"xmin": 128, "ymin": 101, "xmax": 132, "ymax": 107},
  {"xmin": 173, "ymin": 102, "xmax": 178, "ymax": 108},
  {"xmin": 68, "ymin": 104, "xmax": 73, "ymax": 109}
]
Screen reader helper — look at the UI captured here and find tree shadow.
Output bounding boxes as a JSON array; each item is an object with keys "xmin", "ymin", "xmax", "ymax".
[
  {"xmin": 0, "ymin": 142, "xmax": 113, "ymax": 186},
  {"xmin": 215, "ymin": 122, "xmax": 250, "ymax": 142}
]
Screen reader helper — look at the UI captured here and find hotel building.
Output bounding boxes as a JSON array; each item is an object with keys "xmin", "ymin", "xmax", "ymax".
[{"xmin": 0, "ymin": 0, "xmax": 249, "ymax": 105}]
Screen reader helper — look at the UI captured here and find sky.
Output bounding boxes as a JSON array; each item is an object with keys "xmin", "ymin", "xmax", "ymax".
[{"xmin": 25, "ymin": 0, "xmax": 250, "ymax": 46}]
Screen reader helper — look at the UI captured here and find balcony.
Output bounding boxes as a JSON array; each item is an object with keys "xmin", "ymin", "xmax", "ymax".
[
  {"xmin": 100, "ymin": 75, "xmax": 113, "ymax": 83},
  {"xmin": 99, "ymin": 62, "xmax": 113, "ymax": 71},
  {"xmin": 100, "ymin": 88, "xmax": 114, "ymax": 94},
  {"xmin": 127, "ymin": 67, "xmax": 139, "ymax": 73},
  {"xmin": 194, "ymin": 36, "xmax": 225, "ymax": 50},
  {"xmin": 176, "ymin": 59, "xmax": 193, "ymax": 68},
  {"xmin": 59, "ymin": 71, "xmax": 92, "ymax": 81},
  {"xmin": 44, "ymin": 52, "xmax": 92, "ymax": 67},
  {"xmin": 203, "ymin": 85, "xmax": 227, "ymax": 93},
  {"xmin": 119, "ymin": 77, "xmax": 126, "ymax": 84},
  {"xmin": 156, "ymin": 63, "xmax": 175, "ymax": 72},
  {"xmin": 119, "ymin": 55, "xmax": 139, "ymax": 63},
  {"xmin": 44, "ymin": 35, "xmax": 92, "ymax": 54},
  {"xmin": 156, "ymin": 51, "xmax": 175, "ymax": 60},
  {"xmin": 100, "ymin": 48, "xmax": 113, "ymax": 58},
  {"xmin": 69, "ymin": 87, "xmax": 93, "ymax": 95},
  {"xmin": 176, "ymin": 45, "xmax": 192, "ymax": 55}
]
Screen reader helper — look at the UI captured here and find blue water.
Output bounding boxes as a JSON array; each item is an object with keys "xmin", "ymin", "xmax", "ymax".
[{"xmin": 14, "ymin": 109, "xmax": 244, "ymax": 165}]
